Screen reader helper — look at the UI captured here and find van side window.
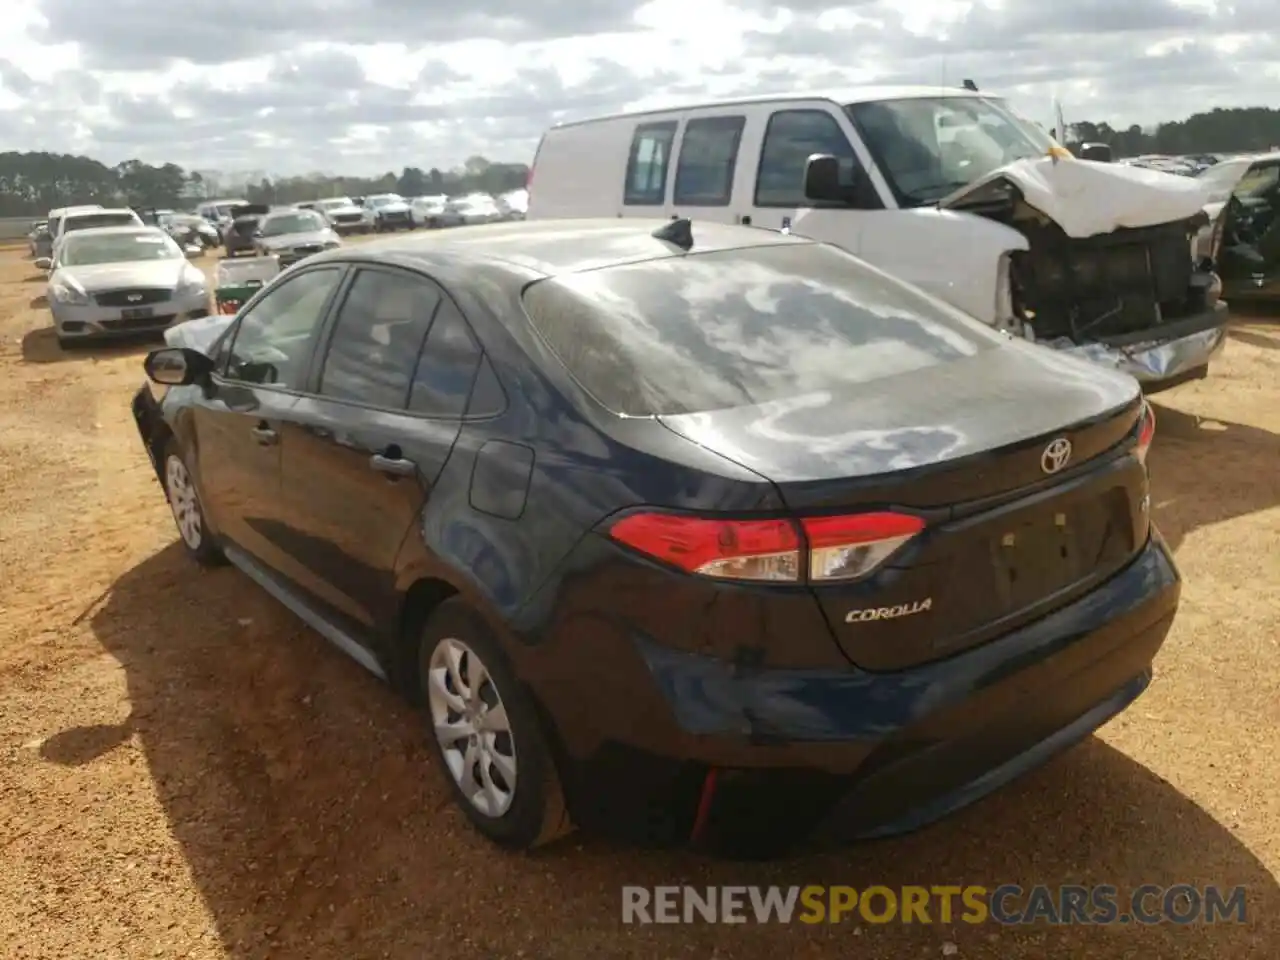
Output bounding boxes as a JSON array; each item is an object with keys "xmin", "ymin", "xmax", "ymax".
[
  {"xmin": 673, "ymin": 116, "xmax": 746, "ymax": 206},
  {"xmin": 624, "ymin": 121, "xmax": 678, "ymax": 205},
  {"xmin": 755, "ymin": 110, "xmax": 864, "ymax": 208}
]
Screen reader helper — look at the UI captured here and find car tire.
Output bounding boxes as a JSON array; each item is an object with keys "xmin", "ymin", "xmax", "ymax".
[
  {"xmin": 418, "ymin": 599, "xmax": 570, "ymax": 850},
  {"xmin": 162, "ymin": 439, "xmax": 225, "ymax": 566}
]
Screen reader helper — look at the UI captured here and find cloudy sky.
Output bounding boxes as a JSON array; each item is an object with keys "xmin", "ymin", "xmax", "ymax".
[{"xmin": 0, "ymin": 0, "xmax": 1273, "ymax": 175}]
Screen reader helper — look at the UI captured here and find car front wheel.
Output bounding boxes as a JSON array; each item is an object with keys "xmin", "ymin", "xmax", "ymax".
[
  {"xmin": 163, "ymin": 441, "xmax": 225, "ymax": 566},
  {"xmin": 419, "ymin": 600, "xmax": 569, "ymax": 850}
]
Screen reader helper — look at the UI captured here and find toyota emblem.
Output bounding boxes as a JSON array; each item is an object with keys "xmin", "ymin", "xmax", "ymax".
[{"xmin": 1040, "ymin": 438, "xmax": 1072, "ymax": 475}]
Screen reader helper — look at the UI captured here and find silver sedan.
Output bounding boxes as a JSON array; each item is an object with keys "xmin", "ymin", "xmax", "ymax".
[{"xmin": 39, "ymin": 226, "xmax": 212, "ymax": 347}]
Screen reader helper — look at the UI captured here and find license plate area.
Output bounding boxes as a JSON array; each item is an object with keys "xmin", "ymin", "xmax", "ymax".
[
  {"xmin": 121, "ymin": 306, "xmax": 154, "ymax": 320},
  {"xmin": 993, "ymin": 510, "xmax": 1084, "ymax": 610}
]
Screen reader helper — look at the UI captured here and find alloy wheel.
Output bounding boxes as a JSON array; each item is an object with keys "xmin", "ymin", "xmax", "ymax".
[
  {"xmin": 427, "ymin": 637, "xmax": 517, "ymax": 818},
  {"xmin": 165, "ymin": 454, "xmax": 203, "ymax": 549}
]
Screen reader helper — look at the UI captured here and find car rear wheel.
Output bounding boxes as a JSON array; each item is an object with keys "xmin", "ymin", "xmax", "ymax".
[
  {"xmin": 419, "ymin": 600, "xmax": 569, "ymax": 850},
  {"xmin": 163, "ymin": 441, "xmax": 225, "ymax": 566}
]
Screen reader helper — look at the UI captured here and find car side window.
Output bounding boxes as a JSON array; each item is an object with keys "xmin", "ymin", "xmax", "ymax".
[
  {"xmin": 624, "ymin": 121, "xmax": 678, "ymax": 206},
  {"xmin": 408, "ymin": 298, "xmax": 484, "ymax": 417},
  {"xmin": 318, "ymin": 269, "xmax": 442, "ymax": 409},
  {"xmin": 673, "ymin": 116, "xmax": 746, "ymax": 206},
  {"xmin": 755, "ymin": 109, "xmax": 861, "ymax": 207},
  {"xmin": 223, "ymin": 267, "xmax": 343, "ymax": 388}
]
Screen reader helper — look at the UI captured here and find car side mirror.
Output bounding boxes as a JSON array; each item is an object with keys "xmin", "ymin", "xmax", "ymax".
[
  {"xmin": 34, "ymin": 257, "xmax": 52, "ymax": 270},
  {"xmin": 803, "ymin": 153, "xmax": 872, "ymax": 204},
  {"xmin": 144, "ymin": 346, "xmax": 214, "ymax": 386}
]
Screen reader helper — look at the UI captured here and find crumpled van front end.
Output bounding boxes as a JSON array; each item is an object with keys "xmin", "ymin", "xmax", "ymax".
[{"xmin": 938, "ymin": 156, "xmax": 1227, "ymax": 392}]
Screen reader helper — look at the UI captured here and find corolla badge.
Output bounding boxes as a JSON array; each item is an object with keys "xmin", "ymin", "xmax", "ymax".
[
  {"xmin": 845, "ymin": 599, "xmax": 932, "ymax": 623},
  {"xmin": 1040, "ymin": 437, "xmax": 1072, "ymax": 475}
]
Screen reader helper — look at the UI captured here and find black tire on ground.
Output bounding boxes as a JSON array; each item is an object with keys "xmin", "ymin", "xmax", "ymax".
[
  {"xmin": 417, "ymin": 599, "xmax": 571, "ymax": 850},
  {"xmin": 161, "ymin": 438, "xmax": 226, "ymax": 567}
]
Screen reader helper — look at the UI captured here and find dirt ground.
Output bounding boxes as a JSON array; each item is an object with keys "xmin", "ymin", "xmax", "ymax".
[{"xmin": 0, "ymin": 244, "xmax": 1277, "ymax": 960}]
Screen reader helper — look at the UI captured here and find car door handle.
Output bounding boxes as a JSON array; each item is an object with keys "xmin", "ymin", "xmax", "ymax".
[
  {"xmin": 369, "ymin": 453, "xmax": 417, "ymax": 477},
  {"xmin": 251, "ymin": 425, "xmax": 277, "ymax": 445}
]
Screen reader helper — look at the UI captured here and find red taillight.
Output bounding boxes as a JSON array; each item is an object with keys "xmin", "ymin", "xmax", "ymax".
[
  {"xmin": 606, "ymin": 510, "xmax": 924, "ymax": 583},
  {"xmin": 607, "ymin": 513, "xmax": 801, "ymax": 581},
  {"xmin": 1136, "ymin": 401, "xmax": 1156, "ymax": 465}
]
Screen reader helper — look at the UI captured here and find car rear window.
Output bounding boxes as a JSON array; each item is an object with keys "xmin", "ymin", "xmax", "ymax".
[
  {"xmin": 519, "ymin": 243, "xmax": 1002, "ymax": 417},
  {"xmin": 65, "ymin": 213, "xmax": 138, "ymax": 232}
]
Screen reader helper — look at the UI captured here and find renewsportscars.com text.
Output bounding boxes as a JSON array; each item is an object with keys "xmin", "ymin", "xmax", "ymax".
[{"xmin": 621, "ymin": 884, "xmax": 1247, "ymax": 926}]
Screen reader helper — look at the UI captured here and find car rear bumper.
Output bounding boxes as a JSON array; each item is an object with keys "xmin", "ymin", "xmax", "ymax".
[{"xmin": 542, "ymin": 532, "xmax": 1180, "ymax": 845}]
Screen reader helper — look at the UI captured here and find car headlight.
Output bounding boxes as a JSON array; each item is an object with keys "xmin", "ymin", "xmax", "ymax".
[
  {"xmin": 49, "ymin": 279, "xmax": 89, "ymax": 306},
  {"xmin": 177, "ymin": 268, "xmax": 208, "ymax": 298}
]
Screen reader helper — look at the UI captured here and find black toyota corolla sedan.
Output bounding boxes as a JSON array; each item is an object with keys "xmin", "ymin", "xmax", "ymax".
[{"xmin": 131, "ymin": 218, "xmax": 1176, "ymax": 856}]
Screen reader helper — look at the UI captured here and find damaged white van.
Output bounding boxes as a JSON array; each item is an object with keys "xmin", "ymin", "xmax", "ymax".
[{"xmin": 527, "ymin": 86, "xmax": 1228, "ymax": 391}]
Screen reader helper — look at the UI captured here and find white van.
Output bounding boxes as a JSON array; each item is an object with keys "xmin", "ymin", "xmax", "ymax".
[{"xmin": 527, "ymin": 86, "xmax": 1228, "ymax": 390}]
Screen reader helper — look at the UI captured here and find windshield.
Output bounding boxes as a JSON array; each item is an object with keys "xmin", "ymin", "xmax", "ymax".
[
  {"xmin": 847, "ymin": 96, "xmax": 1057, "ymax": 206},
  {"xmin": 64, "ymin": 213, "xmax": 140, "ymax": 233},
  {"xmin": 1231, "ymin": 164, "xmax": 1280, "ymax": 201},
  {"xmin": 213, "ymin": 203, "xmax": 245, "ymax": 219},
  {"xmin": 60, "ymin": 231, "xmax": 181, "ymax": 266},
  {"xmin": 369, "ymin": 196, "xmax": 401, "ymax": 207},
  {"xmin": 261, "ymin": 211, "xmax": 326, "ymax": 236}
]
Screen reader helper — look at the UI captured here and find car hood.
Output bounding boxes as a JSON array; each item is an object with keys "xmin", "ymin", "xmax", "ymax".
[
  {"xmin": 372, "ymin": 202, "xmax": 411, "ymax": 213},
  {"xmin": 939, "ymin": 155, "xmax": 1211, "ymax": 237},
  {"xmin": 259, "ymin": 230, "xmax": 335, "ymax": 249},
  {"xmin": 164, "ymin": 312, "xmax": 234, "ymax": 352},
  {"xmin": 58, "ymin": 259, "xmax": 191, "ymax": 292},
  {"xmin": 325, "ymin": 204, "xmax": 364, "ymax": 216}
]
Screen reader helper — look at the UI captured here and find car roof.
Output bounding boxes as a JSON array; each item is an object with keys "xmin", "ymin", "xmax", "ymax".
[
  {"xmin": 553, "ymin": 84, "xmax": 997, "ymax": 129},
  {"xmin": 66, "ymin": 207, "xmax": 138, "ymax": 217},
  {"xmin": 306, "ymin": 217, "xmax": 812, "ymax": 278}
]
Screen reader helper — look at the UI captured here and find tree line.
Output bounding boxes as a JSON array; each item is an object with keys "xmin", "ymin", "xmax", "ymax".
[
  {"xmin": 0, "ymin": 152, "xmax": 529, "ymax": 218},
  {"xmin": 1066, "ymin": 106, "xmax": 1280, "ymax": 158}
]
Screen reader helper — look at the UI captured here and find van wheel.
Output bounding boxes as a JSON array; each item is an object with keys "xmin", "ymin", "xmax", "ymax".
[{"xmin": 418, "ymin": 600, "xmax": 569, "ymax": 850}]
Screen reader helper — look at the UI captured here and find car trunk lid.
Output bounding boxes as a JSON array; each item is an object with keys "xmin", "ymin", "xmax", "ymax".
[{"xmin": 658, "ymin": 345, "xmax": 1150, "ymax": 670}]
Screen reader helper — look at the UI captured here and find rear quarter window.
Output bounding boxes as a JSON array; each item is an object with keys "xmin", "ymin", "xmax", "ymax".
[{"xmin": 520, "ymin": 243, "xmax": 1003, "ymax": 417}]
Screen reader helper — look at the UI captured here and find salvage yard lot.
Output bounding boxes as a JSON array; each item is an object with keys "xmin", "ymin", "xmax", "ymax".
[{"xmin": 1, "ymin": 244, "xmax": 1278, "ymax": 960}]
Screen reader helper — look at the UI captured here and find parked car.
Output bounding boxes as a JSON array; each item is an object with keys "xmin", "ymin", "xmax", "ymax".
[
  {"xmin": 130, "ymin": 218, "xmax": 1173, "ymax": 856},
  {"xmin": 52, "ymin": 207, "xmax": 146, "ymax": 255},
  {"xmin": 28, "ymin": 220, "xmax": 53, "ymax": 260},
  {"xmin": 527, "ymin": 86, "xmax": 1227, "ymax": 392},
  {"xmin": 496, "ymin": 189, "xmax": 528, "ymax": 220},
  {"xmin": 38, "ymin": 226, "xmax": 209, "ymax": 347},
  {"xmin": 409, "ymin": 195, "xmax": 464, "ymax": 229},
  {"xmin": 221, "ymin": 202, "xmax": 271, "ymax": 257},
  {"xmin": 1192, "ymin": 152, "xmax": 1280, "ymax": 300},
  {"xmin": 46, "ymin": 204, "xmax": 104, "ymax": 242},
  {"xmin": 162, "ymin": 213, "xmax": 222, "ymax": 249},
  {"xmin": 252, "ymin": 208, "xmax": 341, "ymax": 267},
  {"xmin": 196, "ymin": 198, "xmax": 250, "ymax": 227},
  {"xmin": 306, "ymin": 196, "xmax": 371, "ymax": 234},
  {"xmin": 450, "ymin": 194, "xmax": 504, "ymax": 225},
  {"xmin": 363, "ymin": 193, "xmax": 414, "ymax": 231}
]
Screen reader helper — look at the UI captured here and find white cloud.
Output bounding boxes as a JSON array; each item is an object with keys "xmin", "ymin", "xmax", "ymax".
[{"xmin": 0, "ymin": 0, "xmax": 1274, "ymax": 173}]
